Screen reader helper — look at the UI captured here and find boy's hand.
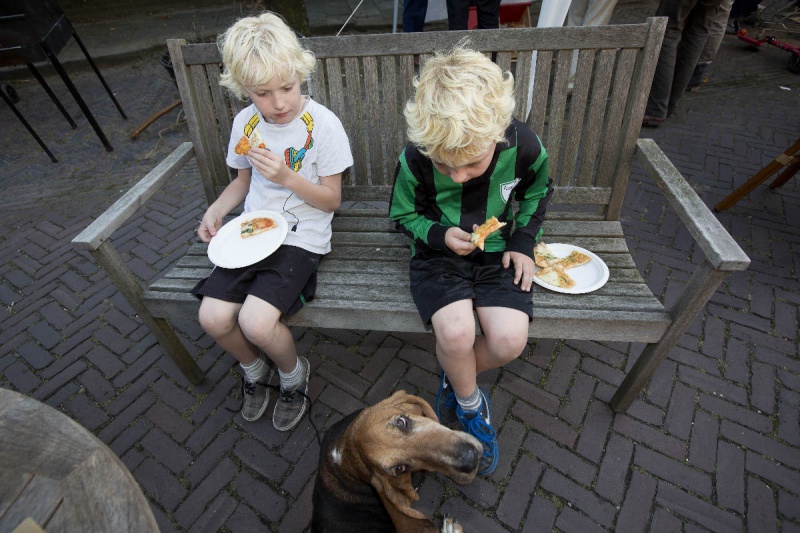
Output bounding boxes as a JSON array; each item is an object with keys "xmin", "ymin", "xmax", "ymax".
[
  {"xmin": 503, "ymin": 251, "xmax": 536, "ymax": 292},
  {"xmin": 247, "ymin": 148, "xmax": 290, "ymax": 184},
  {"xmin": 445, "ymin": 227, "xmax": 476, "ymax": 256},
  {"xmin": 197, "ymin": 208, "xmax": 223, "ymax": 243}
]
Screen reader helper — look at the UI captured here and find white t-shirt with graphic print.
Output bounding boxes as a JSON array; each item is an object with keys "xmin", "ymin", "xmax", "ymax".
[{"xmin": 226, "ymin": 97, "xmax": 353, "ymax": 255}]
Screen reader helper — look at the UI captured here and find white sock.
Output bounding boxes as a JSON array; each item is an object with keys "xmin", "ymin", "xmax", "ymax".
[
  {"xmin": 279, "ymin": 358, "xmax": 305, "ymax": 391},
  {"xmin": 240, "ymin": 356, "xmax": 267, "ymax": 383},
  {"xmin": 456, "ymin": 387, "xmax": 482, "ymax": 413}
]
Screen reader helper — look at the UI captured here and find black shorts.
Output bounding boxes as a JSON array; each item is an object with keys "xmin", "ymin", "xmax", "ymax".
[
  {"xmin": 191, "ymin": 245, "xmax": 320, "ymax": 316},
  {"xmin": 409, "ymin": 250, "xmax": 534, "ymax": 325}
]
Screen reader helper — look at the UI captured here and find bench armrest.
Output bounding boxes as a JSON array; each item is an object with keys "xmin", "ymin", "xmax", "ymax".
[
  {"xmin": 636, "ymin": 139, "xmax": 750, "ymax": 271},
  {"xmin": 72, "ymin": 142, "xmax": 195, "ymax": 251}
]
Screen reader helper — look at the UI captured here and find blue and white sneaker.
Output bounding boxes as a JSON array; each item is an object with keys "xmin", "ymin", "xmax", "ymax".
[
  {"xmin": 456, "ymin": 389, "xmax": 498, "ymax": 476},
  {"xmin": 435, "ymin": 371, "xmax": 458, "ymax": 428}
]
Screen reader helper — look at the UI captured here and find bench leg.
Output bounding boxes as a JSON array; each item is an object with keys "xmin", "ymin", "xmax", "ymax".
[
  {"xmin": 90, "ymin": 241, "xmax": 204, "ymax": 385},
  {"xmin": 610, "ymin": 262, "xmax": 726, "ymax": 412}
]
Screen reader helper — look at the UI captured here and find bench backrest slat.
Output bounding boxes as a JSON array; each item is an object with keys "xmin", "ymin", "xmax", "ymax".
[{"xmin": 168, "ymin": 18, "xmax": 666, "ymax": 220}]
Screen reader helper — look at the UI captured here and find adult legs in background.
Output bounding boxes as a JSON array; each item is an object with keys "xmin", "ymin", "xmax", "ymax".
[
  {"xmin": 644, "ymin": 0, "xmax": 723, "ymax": 122},
  {"xmin": 474, "ymin": 0, "xmax": 502, "ymax": 29},
  {"xmin": 567, "ymin": 0, "xmax": 619, "ymax": 27},
  {"xmin": 567, "ymin": 0, "xmax": 620, "ymax": 83},
  {"xmin": 667, "ymin": 0, "xmax": 730, "ymax": 115},
  {"xmin": 446, "ymin": 0, "xmax": 471, "ymax": 30},
  {"xmin": 688, "ymin": 0, "xmax": 734, "ymax": 90},
  {"xmin": 403, "ymin": 0, "xmax": 429, "ymax": 32},
  {"xmin": 446, "ymin": 0, "xmax": 500, "ymax": 30}
]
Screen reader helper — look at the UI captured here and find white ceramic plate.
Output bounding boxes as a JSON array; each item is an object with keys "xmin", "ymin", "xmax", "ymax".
[
  {"xmin": 532, "ymin": 243, "xmax": 609, "ymax": 294},
  {"xmin": 207, "ymin": 210, "xmax": 288, "ymax": 269}
]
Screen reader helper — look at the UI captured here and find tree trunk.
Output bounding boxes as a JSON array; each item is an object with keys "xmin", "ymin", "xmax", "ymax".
[{"xmin": 262, "ymin": 0, "xmax": 311, "ymax": 36}]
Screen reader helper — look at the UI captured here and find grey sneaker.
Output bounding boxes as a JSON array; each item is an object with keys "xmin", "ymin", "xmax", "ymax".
[
  {"xmin": 240, "ymin": 377, "xmax": 270, "ymax": 422},
  {"xmin": 239, "ymin": 357, "xmax": 274, "ymax": 422},
  {"xmin": 273, "ymin": 356, "xmax": 310, "ymax": 432}
]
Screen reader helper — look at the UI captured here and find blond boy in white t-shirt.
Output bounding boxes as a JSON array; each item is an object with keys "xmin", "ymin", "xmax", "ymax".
[{"xmin": 192, "ymin": 12, "xmax": 353, "ymax": 431}]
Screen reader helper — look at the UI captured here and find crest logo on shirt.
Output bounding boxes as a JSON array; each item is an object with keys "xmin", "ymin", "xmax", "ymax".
[{"xmin": 501, "ymin": 178, "xmax": 520, "ymax": 203}]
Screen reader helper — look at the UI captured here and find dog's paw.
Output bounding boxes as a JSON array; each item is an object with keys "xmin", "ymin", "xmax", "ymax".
[{"xmin": 441, "ymin": 516, "xmax": 462, "ymax": 533}]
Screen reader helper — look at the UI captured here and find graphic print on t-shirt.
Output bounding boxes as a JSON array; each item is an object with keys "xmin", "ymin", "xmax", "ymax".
[
  {"xmin": 285, "ymin": 112, "xmax": 315, "ymax": 172},
  {"xmin": 244, "ymin": 113, "xmax": 260, "ymax": 137}
]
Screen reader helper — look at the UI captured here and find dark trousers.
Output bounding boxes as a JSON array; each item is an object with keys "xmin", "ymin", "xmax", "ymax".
[
  {"xmin": 403, "ymin": 0, "xmax": 429, "ymax": 32},
  {"xmin": 446, "ymin": 0, "xmax": 502, "ymax": 30},
  {"xmin": 645, "ymin": 0, "xmax": 732, "ymax": 118}
]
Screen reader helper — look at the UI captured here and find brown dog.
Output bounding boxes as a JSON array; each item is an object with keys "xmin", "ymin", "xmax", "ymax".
[{"xmin": 311, "ymin": 390, "xmax": 481, "ymax": 533}]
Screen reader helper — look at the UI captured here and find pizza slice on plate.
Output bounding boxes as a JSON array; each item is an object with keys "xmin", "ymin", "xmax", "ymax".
[
  {"xmin": 534, "ymin": 241, "xmax": 560, "ymax": 268},
  {"xmin": 240, "ymin": 216, "xmax": 277, "ymax": 238},
  {"xmin": 234, "ymin": 128, "xmax": 266, "ymax": 155},
  {"xmin": 533, "ymin": 242, "xmax": 593, "ymax": 290},
  {"xmin": 535, "ymin": 264, "xmax": 577, "ymax": 289},
  {"xmin": 471, "ymin": 216, "xmax": 507, "ymax": 251},
  {"xmin": 558, "ymin": 250, "xmax": 592, "ymax": 270}
]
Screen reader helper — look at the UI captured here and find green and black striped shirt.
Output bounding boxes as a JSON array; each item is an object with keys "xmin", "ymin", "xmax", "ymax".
[{"xmin": 390, "ymin": 119, "xmax": 552, "ymax": 259}]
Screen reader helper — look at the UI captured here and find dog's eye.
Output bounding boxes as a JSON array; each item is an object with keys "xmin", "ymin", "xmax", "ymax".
[
  {"xmin": 391, "ymin": 464, "xmax": 407, "ymax": 476},
  {"xmin": 395, "ymin": 415, "xmax": 410, "ymax": 431}
]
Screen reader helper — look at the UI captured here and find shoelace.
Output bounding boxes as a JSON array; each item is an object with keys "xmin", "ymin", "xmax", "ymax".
[
  {"xmin": 464, "ymin": 415, "xmax": 496, "ymax": 454},
  {"xmin": 227, "ymin": 376, "xmax": 322, "ymax": 446},
  {"xmin": 279, "ymin": 386, "xmax": 311, "ymax": 404},
  {"xmin": 243, "ymin": 380, "xmax": 263, "ymax": 395}
]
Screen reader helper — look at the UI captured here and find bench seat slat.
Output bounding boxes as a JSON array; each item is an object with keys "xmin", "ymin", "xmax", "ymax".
[
  {"xmin": 141, "ymin": 290, "xmax": 669, "ymax": 342},
  {"xmin": 179, "ymin": 244, "xmax": 638, "ymax": 269}
]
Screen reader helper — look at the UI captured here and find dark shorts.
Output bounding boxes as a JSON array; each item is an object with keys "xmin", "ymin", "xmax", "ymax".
[
  {"xmin": 409, "ymin": 250, "xmax": 534, "ymax": 325},
  {"xmin": 191, "ymin": 245, "xmax": 320, "ymax": 316}
]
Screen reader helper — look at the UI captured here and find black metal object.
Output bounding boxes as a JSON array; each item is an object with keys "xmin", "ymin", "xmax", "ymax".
[
  {"xmin": 0, "ymin": 84, "xmax": 58, "ymax": 162},
  {"xmin": 0, "ymin": 0, "xmax": 127, "ymax": 158}
]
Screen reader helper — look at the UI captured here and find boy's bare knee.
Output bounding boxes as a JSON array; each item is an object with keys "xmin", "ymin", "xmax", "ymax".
[
  {"xmin": 238, "ymin": 311, "xmax": 280, "ymax": 346},
  {"xmin": 488, "ymin": 329, "xmax": 528, "ymax": 360},
  {"xmin": 436, "ymin": 322, "xmax": 475, "ymax": 354},
  {"xmin": 198, "ymin": 307, "xmax": 237, "ymax": 338}
]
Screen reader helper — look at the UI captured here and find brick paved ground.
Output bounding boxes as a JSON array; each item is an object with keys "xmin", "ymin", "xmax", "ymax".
[{"xmin": 1, "ymin": 3, "xmax": 799, "ymax": 532}]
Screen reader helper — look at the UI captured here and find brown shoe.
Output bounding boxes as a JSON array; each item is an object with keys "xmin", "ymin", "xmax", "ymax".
[{"xmin": 642, "ymin": 115, "xmax": 665, "ymax": 128}]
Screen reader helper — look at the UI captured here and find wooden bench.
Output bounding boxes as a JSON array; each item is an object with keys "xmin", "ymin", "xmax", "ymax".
[{"xmin": 71, "ymin": 18, "xmax": 750, "ymax": 412}]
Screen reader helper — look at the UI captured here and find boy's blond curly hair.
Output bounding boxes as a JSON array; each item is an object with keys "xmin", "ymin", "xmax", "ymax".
[
  {"xmin": 218, "ymin": 12, "xmax": 316, "ymax": 100},
  {"xmin": 404, "ymin": 44, "xmax": 515, "ymax": 168}
]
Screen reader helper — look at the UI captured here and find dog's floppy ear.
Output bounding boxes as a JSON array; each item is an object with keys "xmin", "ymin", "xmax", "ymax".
[
  {"xmin": 398, "ymin": 392, "xmax": 438, "ymax": 422},
  {"xmin": 371, "ymin": 472, "xmax": 427, "ymax": 520}
]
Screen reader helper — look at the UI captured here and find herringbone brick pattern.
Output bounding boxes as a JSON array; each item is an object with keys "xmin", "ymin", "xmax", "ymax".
[{"xmin": 1, "ymin": 15, "xmax": 798, "ymax": 533}]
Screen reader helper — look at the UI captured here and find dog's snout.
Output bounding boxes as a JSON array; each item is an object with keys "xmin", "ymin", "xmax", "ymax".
[{"xmin": 455, "ymin": 440, "xmax": 480, "ymax": 473}]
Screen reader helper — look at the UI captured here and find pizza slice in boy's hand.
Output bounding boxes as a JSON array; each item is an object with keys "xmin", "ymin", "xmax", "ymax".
[
  {"xmin": 234, "ymin": 128, "xmax": 267, "ymax": 155},
  {"xmin": 470, "ymin": 216, "xmax": 507, "ymax": 251}
]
